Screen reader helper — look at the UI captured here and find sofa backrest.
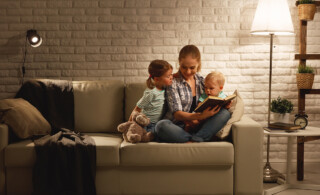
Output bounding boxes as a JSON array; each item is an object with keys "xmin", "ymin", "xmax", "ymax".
[
  {"xmin": 124, "ymin": 83, "xmax": 146, "ymax": 121},
  {"xmin": 73, "ymin": 80, "xmax": 124, "ymax": 133}
]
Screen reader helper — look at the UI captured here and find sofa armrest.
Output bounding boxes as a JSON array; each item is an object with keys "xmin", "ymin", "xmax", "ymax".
[
  {"xmin": 0, "ymin": 124, "xmax": 9, "ymax": 195},
  {"xmin": 232, "ymin": 115, "xmax": 263, "ymax": 195}
]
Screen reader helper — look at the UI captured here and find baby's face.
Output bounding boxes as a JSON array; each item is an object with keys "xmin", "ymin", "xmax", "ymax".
[{"xmin": 204, "ymin": 79, "xmax": 222, "ymax": 97}]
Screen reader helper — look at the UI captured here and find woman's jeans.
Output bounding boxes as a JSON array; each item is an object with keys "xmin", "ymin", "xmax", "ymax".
[{"xmin": 155, "ymin": 108, "xmax": 231, "ymax": 143}]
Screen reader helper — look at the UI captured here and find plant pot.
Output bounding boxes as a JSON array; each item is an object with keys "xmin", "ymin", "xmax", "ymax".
[
  {"xmin": 298, "ymin": 4, "xmax": 316, "ymax": 21},
  {"xmin": 273, "ymin": 113, "xmax": 290, "ymax": 124},
  {"xmin": 296, "ymin": 73, "xmax": 315, "ymax": 89}
]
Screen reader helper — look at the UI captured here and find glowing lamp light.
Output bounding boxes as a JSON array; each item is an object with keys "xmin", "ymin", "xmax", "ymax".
[{"xmin": 26, "ymin": 29, "xmax": 42, "ymax": 47}]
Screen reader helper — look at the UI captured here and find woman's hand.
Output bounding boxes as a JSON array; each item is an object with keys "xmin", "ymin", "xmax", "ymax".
[
  {"xmin": 174, "ymin": 106, "xmax": 221, "ymax": 121},
  {"xmin": 200, "ymin": 105, "xmax": 221, "ymax": 120}
]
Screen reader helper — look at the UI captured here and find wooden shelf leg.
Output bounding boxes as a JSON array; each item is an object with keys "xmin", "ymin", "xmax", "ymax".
[
  {"xmin": 298, "ymin": 90, "xmax": 306, "ymax": 116},
  {"xmin": 297, "ymin": 136, "xmax": 305, "ymax": 181},
  {"xmin": 299, "ymin": 20, "xmax": 307, "ymax": 67}
]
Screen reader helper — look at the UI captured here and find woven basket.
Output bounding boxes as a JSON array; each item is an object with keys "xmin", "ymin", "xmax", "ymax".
[
  {"xmin": 298, "ymin": 4, "xmax": 316, "ymax": 21},
  {"xmin": 296, "ymin": 73, "xmax": 315, "ymax": 89}
]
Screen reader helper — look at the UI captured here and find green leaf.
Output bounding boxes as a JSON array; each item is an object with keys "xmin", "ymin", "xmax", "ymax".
[{"xmin": 271, "ymin": 96, "xmax": 293, "ymax": 114}]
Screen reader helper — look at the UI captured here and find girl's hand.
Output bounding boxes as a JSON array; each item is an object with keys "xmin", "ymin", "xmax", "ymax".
[
  {"xmin": 129, "ymin": 106, "xmax": 142, "ymax": 121},
  {"xmin": 200, "ymin": 105, "xmax": 221, "ymax": 120}
]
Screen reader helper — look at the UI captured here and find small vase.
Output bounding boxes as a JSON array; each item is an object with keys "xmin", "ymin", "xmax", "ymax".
[
  {"xmin": 273, "ymin": 113, "xmax": 290, "ymax": 124},
  {"xmin": 296, "ymin": 73, "xmax": 315, "ymax": 89},
  {"xmin": 298, "ymin": 4, "xmax": 316, "ymax": 21}
]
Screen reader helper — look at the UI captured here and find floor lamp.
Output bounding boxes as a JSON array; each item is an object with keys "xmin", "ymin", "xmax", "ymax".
[{"xmin": 250, "ymin": 0, "xmax": 294, "ymax": 183}]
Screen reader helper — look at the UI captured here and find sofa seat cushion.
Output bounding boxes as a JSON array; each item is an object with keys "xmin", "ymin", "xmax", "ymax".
[
  {"xmin": 120, "ymin": 141, "xmax": 234, "ymax": 166},
  {"xmin": 5, "ymin": 133, "xmax": 123, "ymax": 167}
]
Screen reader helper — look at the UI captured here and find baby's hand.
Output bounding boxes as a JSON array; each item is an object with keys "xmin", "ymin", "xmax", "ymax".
[
  {"xmin": 225, "ymin": 101, "xmax": 232, "ymax": 109},
  {"xmin": 184, "ymin": 120, "xmax": 200, "ymax": 133},
  {"xmin": 190, "ymin": 120, "xmax": 200, "ymax": 126}
]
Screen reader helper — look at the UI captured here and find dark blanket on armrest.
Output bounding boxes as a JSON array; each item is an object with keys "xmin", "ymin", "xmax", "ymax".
[
  {"xmin": 15, "ymin": 79, "xmax": 74, "ymax": 133},
  {"xmin": 15, "ymin": 80, "xmax": 96, "ymax": 195}
]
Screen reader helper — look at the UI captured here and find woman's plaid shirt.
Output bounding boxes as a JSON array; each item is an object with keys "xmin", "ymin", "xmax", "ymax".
[{"xmin": 164, "ymin": 72, "xmax": 204, "ymax": 122}]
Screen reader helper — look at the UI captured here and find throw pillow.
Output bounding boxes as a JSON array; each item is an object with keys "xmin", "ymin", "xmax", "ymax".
[
  {"xmin": 216, "ymin": 90, "xmax": 244, "ymax": 139},
  {"xmin": 0, "ymin": 98, "xmax": 51, "ymax": 139}
]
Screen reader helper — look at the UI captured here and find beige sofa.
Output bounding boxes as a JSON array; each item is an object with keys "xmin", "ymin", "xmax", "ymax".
[{"xmin": 0, "ymin": 80, "xmax": 263, "ymax": 195}]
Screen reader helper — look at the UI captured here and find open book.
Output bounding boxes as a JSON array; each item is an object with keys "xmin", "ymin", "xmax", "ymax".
[{"xmin": 194, "ymin": 93, "xmax": 236, "ymax": 113}]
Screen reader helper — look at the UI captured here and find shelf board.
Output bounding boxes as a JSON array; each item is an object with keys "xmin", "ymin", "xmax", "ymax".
[
  {"xmin": 295, "ymin": 54, "xmax": 320, "ymax": 60},
  {"xmin": 296, "ymin": 1, "xmax": 320, "ymax": 6},
  {"xmin": 299, "ymin": 89, "xmax": 320, "ymax": 95}
]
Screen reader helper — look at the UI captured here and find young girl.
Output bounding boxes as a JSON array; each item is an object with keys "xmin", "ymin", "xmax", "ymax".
[{"xmin": 129, "ymin": 60, "xmax": 173, "ymax": 134}]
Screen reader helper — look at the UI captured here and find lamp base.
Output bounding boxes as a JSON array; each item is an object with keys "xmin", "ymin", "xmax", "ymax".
[{"xmin": 263, "ymin": 162, "xmax": 285, "ymax": 183}]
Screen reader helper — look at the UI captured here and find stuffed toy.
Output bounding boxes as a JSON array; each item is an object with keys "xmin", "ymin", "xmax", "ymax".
[{"xmin": 117, "ymin": 112, "xmax": 154, "ymax": 143}]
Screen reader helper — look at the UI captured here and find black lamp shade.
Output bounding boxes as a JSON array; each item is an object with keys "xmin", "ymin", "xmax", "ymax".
[{"xmin": 27, "ymin": 29, "xmax": 42, "ymax": 47}]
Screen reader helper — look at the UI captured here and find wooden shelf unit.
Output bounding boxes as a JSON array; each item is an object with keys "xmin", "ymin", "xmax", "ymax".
[
  {"xmin": 298, "ymin": 89, "xmax": 320, "ymax": 116},
  {"xmin": 295, "ymin": 54, "xmax": 320, "ymax": 60},
  {"xmin": 295, "ymin": 1, "xmax": 320, "ymax": 181}
]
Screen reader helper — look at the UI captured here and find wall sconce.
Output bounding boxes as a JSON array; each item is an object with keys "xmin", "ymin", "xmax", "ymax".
[
  {"xmin": 27, "ymin": 29, "xmax": 42, "ymax": 48},
  {"xmin": 21, "ymin": 29, "xmax": 42, "ymax": 83}
]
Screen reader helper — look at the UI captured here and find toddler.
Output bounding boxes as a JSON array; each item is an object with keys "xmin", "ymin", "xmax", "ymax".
[
  {"xmin": 185, "ymin": 71, "xmax": 229, "ymax": 132},
  {"xmin": 199, "ymin": 71, "xmax": 227, "ymax": 101},
  {"xmin": 129, "ymin": 60, "xmax": 173, "ymax": 134}
]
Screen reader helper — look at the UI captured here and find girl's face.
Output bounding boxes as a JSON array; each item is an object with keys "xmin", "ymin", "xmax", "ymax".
[
  {"xmin": 155, "ymin": 68, "xmax": 173, "ymax": 89},
  {"xmin": 204, "ymin": 79, "xmax": 222, "ymax": 97},
  {"xmin": 179, "ymin": 55, "xmax": 199, "ymax": 80}
]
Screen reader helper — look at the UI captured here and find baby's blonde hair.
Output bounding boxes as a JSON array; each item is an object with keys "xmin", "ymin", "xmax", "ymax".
[{"xmin": 205, "ymin": 71, "xmax": 225, "ymax": 87}]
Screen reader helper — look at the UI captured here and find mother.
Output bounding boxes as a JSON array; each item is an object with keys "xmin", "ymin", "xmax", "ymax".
[{"xmin": 155, "ymin": 45, "xmax": 231, "ymax": 143}]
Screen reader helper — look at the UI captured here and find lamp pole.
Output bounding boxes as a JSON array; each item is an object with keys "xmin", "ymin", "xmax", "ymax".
[
  {"xmin": 264, "ymin": 33, "xmax": 285, "ymax": 183},
  {"xmin": 267, "ymin": 33, "xmax": 273, "ymax": 126}
]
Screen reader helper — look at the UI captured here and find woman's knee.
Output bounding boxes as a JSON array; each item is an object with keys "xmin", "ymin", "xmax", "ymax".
[
  {"xmin": 219, "ymin": 108, "xmax": 231, "ymax": 121},
  {"xmin": 155, "ymin": 119, "xmax": 171, "ymax": 133}
]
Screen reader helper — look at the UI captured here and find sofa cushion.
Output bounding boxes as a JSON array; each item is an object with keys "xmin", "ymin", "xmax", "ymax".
[
  {"xmin": 86, "ymin": 133, "xmax": 123, "ymax": 166},
  {"xmin": 4, "ymin": 133, "xmax": 123, "ymax": 167},
  {"xmin": 124, "ymin": 83, "xmax": 146, "ymax": 121},
  {"xmin": 73, "ymin": 80, "xmax": 124, "ymax": 133},
  {"xmin": 0, "ymin": 98, "xmax": 51, "ymax": 139},
  {"xmin": 120, "ymin": 141, "xmax": 234, "ymax": 166},
  {"xmin": 216, "ymin": 90, "xmax": 244, "ymax": 139}
]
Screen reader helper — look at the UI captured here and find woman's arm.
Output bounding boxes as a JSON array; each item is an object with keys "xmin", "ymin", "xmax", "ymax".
[{"xmin": 174, "ymin": 106, "xmax": 221, "ymax": 121}]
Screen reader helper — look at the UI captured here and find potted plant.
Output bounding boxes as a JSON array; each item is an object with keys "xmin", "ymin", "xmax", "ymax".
[
  {"xmin": 271, "ymin": 96, "xmax": 293, "ymax": 123},
  {"xmin": 296, "ymin": 65, "xmax": 315, "ymax": 89},
  {"xmin": 298, "ymin": 0, "xmax": 316, "ymax": 21}
]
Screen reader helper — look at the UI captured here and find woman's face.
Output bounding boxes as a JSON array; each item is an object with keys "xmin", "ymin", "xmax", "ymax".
[{"xmin": 179, "ymin": 55, "xmax": 199, "ymax": 80}]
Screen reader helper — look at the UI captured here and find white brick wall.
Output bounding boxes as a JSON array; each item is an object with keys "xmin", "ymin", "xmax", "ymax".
[{"xmin": 0, "ymin": 0, "xmax": 319, "ymax": 163}]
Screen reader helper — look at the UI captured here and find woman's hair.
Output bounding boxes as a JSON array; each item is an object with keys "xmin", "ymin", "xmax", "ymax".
[
  {"xmin": 205, "ymin": 71, "xmax": 225, "ymax": 87},
  {"xmin": 178, "ymin": 45, "xmax": 201, "ymax": 72},
  {"xmin": 146, "ymin": 60, "xmax": 173, "ymax": 89}
]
